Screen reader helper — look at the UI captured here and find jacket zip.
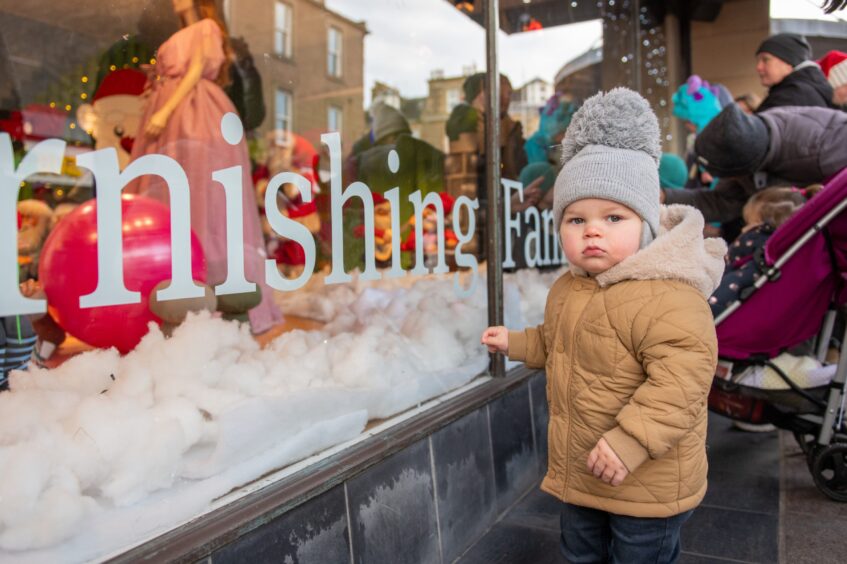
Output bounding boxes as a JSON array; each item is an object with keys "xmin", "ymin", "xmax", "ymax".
[{"xmin": 561, "ymin": 279, "xmax": 597, "ymax": 498}]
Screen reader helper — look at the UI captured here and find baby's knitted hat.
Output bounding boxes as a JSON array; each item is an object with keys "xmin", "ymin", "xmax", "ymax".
[{"xmin": 553, "ymin": 88, "xmax": 661, "ymax": 245}]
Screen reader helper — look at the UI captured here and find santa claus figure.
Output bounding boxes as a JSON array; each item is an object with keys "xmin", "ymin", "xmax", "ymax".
[
  {"xmin": 17, "ymin": 199, "xmax": 53, "ymax": 281},
  {"xmin": 402, "ymin": 192, "xmax": 459, "ymax": 270},
  {"xmin": 76, "ymin": 68, "xmax": 147, "ymax": 170},
  {"xmin": 255, "ymin": 131, "xmax": 322, "ymax": 279},
  {"xmin": 353, "ymin": 191, "xmax": 394, "ymax": 266}
]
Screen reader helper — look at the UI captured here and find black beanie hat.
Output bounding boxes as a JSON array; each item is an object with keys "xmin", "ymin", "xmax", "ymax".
[
  {"xmin": 694, "ymin": 104, "xmax": 770, "ymax": 178},
  {"xmin": 756, "ymin": 33, "xmax": 811, "ymax": 67}
]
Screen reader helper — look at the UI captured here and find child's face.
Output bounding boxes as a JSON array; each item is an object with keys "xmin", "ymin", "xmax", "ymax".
[{"xmin": 560, "ymin": 199, "xmax": 642, "ymax": 275}]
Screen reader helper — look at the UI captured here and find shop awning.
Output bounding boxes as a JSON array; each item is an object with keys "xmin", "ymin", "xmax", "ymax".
[{"xmin": 445, "ymin": 0, "xmax": 727, "ymax": 34}]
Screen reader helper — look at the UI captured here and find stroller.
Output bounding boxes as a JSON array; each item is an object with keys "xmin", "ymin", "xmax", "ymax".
[{"xmin": 707, "ymin": 167, "xmax": 847, "ymax": 502}]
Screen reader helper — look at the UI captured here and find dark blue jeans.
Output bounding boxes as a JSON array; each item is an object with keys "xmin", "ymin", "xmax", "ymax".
[{"xmin": 560, "ymin": 502, "xmax": 694, "ymax": 564}]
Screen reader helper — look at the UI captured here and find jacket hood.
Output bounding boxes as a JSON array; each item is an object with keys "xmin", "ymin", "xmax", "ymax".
[
  {"xmin": 571, "ymin": 204, "xmax": 727, "ymax": 297},
  {"xmin": 793, "ymin": 62, "xmax": 835, "ymax": 101},
  {"xmin": 785, "ymin": 63, "xmax": 834, "ymax": 103}
]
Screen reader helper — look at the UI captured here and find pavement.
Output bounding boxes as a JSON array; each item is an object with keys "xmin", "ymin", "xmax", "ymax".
[{"xmin": 456, "ymin": 414, "xmax": 847, "ymax": 564}]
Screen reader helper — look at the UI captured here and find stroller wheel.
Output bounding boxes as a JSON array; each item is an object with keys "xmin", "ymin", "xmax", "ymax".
[{"xmin": 811, "ymin": 444, "xmax": 847, "ymax": 502}]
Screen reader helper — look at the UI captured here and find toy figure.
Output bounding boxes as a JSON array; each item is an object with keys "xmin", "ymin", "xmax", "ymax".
[
  {"xmin": 128, "ymin": 0, "xmax": 281, "ymax": 333},
  {"xmin": 76, "ymin": 69, "xmax": 147, "ymax": 170}
]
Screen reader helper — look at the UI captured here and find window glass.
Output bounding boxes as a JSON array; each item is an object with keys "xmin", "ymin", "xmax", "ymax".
[
  {"xmin": 446, "ymin": 87, "xmax": 461, "ymax": 112},
  {"xmin": 275, "ymin": 88, "xmax": 293, "ymax": 132},
  {"xmin": 274, "ymin": 1, "xmax": 292, "ymax": 57},
  {"xmin": 0, "ymin": 0, "xmax": 561, "ymax": 559},
  {"xmin": 327, "ymin": 104, "xmax": 342, "ymax": 131},
  {"xmin": 327, "ymin": 25, "xmax": 342, "ymax": 77}
]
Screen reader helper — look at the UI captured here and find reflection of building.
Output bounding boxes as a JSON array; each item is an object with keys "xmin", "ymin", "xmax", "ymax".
[
  {"xmin": 419, "ymin": 74, "xmax": 465, "ymax": 152},
  {"xmin": 371, "ymin": 81, "xmax": 402, "ymax": 110},
  {"xmin": 774, "ymin": 18, "xmax": 847, "ymax": 60},
  {"xmin": 508, "ymin": 77, "xmax": 553, "ymax": 139},
  {"xmin": 226, "ymin": 0, "xmax": 367, "ymax": 152},
  {"xmin": 554, "ymin": 44, "xmax": 602, "ymax": 103},
  {"xmin": 407, "ymin": 71, "xmax": 472, "ymax": 153},
  {"xmin": 367, "ymin": 75, "xmax": 463, "ymax": 152}
]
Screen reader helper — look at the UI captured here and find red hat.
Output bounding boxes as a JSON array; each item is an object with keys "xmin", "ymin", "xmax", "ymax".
[
  {"xmin": 401, "ymin": 228, "xmax": 416, "ymax": 252},
  {"xmin": 818, "ymin": 50, "xmax": 847, "ymax": 89},
  {"xmin": 275, "ymin": 240, "xmax": 306, "ymax": 266},
  {"xmin": 0, "ymin": 110, "xmax": 24, "ymax": 142},
  {"xmin": 372, "ymin": 191, "xmax": 388, "ymax": 205},
  {"xmin": 93, "ymin": 69, "xmax": 147, "ymax": 103},
  {"xmin": 438, "ymin": 192, "xmax": 455, "ymax": 215}
]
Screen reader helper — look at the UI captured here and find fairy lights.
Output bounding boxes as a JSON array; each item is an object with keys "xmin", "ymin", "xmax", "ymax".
[{"xmin": 601, "ymin": 0, "xmax": 673, "ymax": 145}]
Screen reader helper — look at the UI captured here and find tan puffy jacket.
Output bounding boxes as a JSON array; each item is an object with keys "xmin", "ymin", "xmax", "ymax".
[{"xmin": 509, "ymin": 205, "xmax": 727, "ymax": 517}]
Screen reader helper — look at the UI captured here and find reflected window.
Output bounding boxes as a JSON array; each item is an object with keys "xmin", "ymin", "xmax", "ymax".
[
  {"xmin": 275, "ymin": 89, "xmax": 292, "ymax": 132},
  {"xmin": 446, "ymin": 88, "xmax": 461, "ymax": 111},
  {"xmin": 328, "ymin": 105, "xmax": 343, "ymax": 132},
  {"xmin": 328, "ymin": 26, "xmax": 343, "ymax": 78},
  {"xmin": 275, "ymin": 1, "xmax": 293, "ymax": 57}
]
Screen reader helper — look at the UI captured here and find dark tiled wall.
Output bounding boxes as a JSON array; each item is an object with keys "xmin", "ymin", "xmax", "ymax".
[
  {"xmin": 213, "ymin": 486, "xmax": 351, "ymax": 564},
  {"xmin": 210, "ymin": 372, "xmax": 549, "ymax": 564},
  {"xmin": 347, "ymin": 439, "xmax": 441, "ymax": 564},
  {"xmin": 431, "ymin": 408, "xmax": 497, "ymax": 563}
]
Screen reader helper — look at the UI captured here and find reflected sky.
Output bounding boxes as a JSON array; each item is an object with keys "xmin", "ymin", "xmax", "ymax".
[
  {"xmin": 325, "ymin": 0, "xmax": 839, "ymax": 107},
  {"xmin": 326, "ymin": 0, "xmax": 601, "ymax": 104}
]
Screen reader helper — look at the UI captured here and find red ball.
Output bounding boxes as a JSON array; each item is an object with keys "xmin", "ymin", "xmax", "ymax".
[{"xmin": 39, "ymin": 194, "xmax": 206, "ymax": 354}]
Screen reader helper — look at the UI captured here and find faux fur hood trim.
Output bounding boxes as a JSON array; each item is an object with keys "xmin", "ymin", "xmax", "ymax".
[{"xmin": 570, "ymin": 204, "xmax": 727, "ymax": 298}]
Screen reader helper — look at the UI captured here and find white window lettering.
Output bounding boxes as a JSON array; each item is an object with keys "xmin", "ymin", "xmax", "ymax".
[
  {"xmin": 501, "ymin": 178, "xmax": 522, "ymax": 269},
  {"xmin": 0, "ymin": 134, "xmax": 65, "ymax": 316},
  {"xmin": 264, "ymin": 172, "xmax": 316, "ymax": 291}
]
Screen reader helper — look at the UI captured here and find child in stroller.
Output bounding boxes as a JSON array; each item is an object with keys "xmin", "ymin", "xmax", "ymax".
[
  {"xmin": 707, "ymin": 168, "xmax": 847, "ymax": 502},
  {"xmin": 710, "ymin": 185, "xmax": 822, "ymax": 319}
]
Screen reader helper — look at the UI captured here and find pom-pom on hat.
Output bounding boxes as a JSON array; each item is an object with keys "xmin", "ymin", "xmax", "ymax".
[{"xmin": 553, "ymin": 88, "xmax": 661, "ymax": 244}]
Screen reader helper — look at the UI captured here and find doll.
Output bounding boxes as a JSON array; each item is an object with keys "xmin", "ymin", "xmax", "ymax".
[{"xmin": 128, "ymin": 0, "xmax": 281, "ymax": 333}]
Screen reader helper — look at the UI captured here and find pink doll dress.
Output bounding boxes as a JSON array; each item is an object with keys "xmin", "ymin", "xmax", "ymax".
[{"xmin": 129, "ymin": 19, "xmax": 282, "ymax": 333}]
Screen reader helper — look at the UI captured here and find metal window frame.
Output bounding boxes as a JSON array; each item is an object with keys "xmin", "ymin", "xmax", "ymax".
[{"xmin": 484, "ymin": 0, "xmax": 505, "ymax": 378}]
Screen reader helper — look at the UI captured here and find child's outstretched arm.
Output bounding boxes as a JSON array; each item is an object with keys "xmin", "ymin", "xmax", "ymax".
[
  {"xmin": 481, "ymin": 326, "xmax": 509, "ymax": 353},
  {"xmin": 481, "ymin": 323, "xmax": 548, "ymax": 368},
  {"xmin": 602, "ymin": 290, "xmax": 718, "ymax": 475},
  {"xmin": 480, "ymin": 273, "xmax": 570, "ymax": 367}
]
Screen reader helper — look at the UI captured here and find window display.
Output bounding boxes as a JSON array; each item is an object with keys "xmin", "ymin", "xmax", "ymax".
[{"xmin": 0, "ymin": 0, "xmax": 606, "ymax": 558}]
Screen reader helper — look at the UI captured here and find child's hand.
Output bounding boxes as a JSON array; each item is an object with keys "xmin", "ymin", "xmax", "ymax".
[
  {"xmin": 481, "ymin": 326, "xmax": 509, "ymax": 354},
  {"xmin": 587, "ymin": 438, "xmax": 629, "ymax": 486},
  {"xmin": 19, "ymin": 279, "xmax": 45, "ymax": 300}
]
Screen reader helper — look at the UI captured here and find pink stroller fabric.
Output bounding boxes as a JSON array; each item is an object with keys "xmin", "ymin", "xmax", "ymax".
[{"xmin": 716, "ymin": 168, "xmax": 847, "ymax": 359}]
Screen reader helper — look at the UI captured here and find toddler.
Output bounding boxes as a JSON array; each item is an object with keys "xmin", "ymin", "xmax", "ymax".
[
  {"xmin": 481, "ymin": 89, "xmax": 726, "ymax": 563},
  {"xmin": 709, "ymin": 185, "xmax": 822, "ymax": 317}
]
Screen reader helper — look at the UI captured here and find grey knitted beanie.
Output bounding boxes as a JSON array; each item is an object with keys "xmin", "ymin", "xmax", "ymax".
[{"xmin": 553, "ymin": 88, "xmax": 662, "ymax": 246}]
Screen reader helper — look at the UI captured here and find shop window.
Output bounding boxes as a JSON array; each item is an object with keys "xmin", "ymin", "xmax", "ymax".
[
  {"xmin": 446, "ymin": 88, "xmax": 461, "ymax": 112},
  {"xmin": 275, "ymin": 88, "xmax": 293, "ymax": 133},
  {"xmin": 274, "ymin": 1, "xmax": 292, "ymax": 58},
  {"xmin": 0, "ymin": 0, "xmax": 588, "ymax": 559},
  {"xmin": 328, "ymin": 26, "xmax": 343, "ymax": 78},
  {"xmin": 328, "ymin": 105, "xmax": 343, "ymax": 132}
]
